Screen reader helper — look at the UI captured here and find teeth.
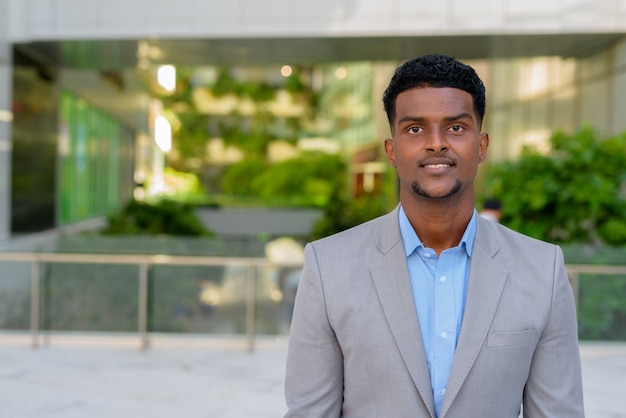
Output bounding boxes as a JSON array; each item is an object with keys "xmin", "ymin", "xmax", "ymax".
[{"xmin": 426, "ymin": 164, "xmax": 449, "ymax": 168}]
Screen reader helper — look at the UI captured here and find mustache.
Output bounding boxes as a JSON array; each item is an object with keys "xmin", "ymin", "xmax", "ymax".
[{"xmin": 418, "ymin": 155, "xmax": 456, "ymax": 167}]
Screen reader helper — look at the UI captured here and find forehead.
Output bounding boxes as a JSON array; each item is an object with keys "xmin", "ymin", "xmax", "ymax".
[{"xmin": 394, "ymin": 87, "xmax": 476, "ymax": 123}]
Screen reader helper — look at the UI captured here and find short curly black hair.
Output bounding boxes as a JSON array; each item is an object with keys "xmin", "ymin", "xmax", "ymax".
[{"xmin": 382, "ymin": 54, "xmax": 486, "ymax": 128}]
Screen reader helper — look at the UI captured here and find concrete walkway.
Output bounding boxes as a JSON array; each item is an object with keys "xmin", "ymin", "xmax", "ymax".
[{"xmin": 0, "ymin": 334, "xmax": 625, "ymax": 417}]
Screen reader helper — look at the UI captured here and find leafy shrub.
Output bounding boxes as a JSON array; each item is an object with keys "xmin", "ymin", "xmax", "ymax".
[
  {"xmin": 103, "ymin": 199, "xmax": 213, "ymax": 236},
  {"xmin": 483, "ymin": 126, "xmax": 626, "ymax": 245},
  {"xmin": 221, "ymin": 151, "xmax": 346, "ymax": 207},
  {"xmin": 220, "ymin": 158, "xmax": 268, "ymax": 198}
]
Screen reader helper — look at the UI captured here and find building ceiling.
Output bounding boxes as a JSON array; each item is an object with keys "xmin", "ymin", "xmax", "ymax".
[
  {"xmin": 12, "ymin": 32, "xmax": 626, "ymax": 132},
  {"xmin": 16, "ymin": 33, "xmax": 625, "ymax": 69}
]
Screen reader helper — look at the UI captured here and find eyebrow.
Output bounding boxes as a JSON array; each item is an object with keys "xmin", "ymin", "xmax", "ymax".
[{"xmin": 397, "ymin": 112, "xmax": 474, "ymax": 124}]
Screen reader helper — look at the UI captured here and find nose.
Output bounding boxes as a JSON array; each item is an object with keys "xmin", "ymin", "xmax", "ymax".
[{"xmin": 425, "ymin": 130, "xmax": 448, "ymax": 152}]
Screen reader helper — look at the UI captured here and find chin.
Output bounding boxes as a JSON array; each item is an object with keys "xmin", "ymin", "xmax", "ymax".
[{"xmin": 411, "ymin": 181, "xmax": 462, "ymax": 199}]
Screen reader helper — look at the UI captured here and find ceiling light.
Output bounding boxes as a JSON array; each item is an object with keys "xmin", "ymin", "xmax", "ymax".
[
  {"xmin": 157, "ymin": 65, "xmax": 176, "ymax": 92},
  {"xmin": 281, "ymin": 65, "xmax": 293, "ymax": 77},
  {"xmin": 154, "ymin": 116, "xmax": 172, "ymax": 152},
  {"xmin": 335, "ymin": 67, "xmax": 348, "ymax": 80}
]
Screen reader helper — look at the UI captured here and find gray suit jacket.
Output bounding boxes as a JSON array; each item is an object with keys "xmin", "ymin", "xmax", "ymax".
[{"xmin": 284, "ymin": 206, "xmax": 584, "ymax": 417}]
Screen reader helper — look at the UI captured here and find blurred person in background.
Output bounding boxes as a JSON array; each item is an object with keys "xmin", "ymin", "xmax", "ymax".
[
  {"xmin": 479, "ymin": 197, "xmax": 502, "ymax": 222},
  {"xmin": 284, "ymin": 54, "xmax": 583, "ymax": 417}
]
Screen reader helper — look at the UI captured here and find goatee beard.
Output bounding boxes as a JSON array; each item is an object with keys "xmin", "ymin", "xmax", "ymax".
[{"xmin": 411, "ymin": 179, "xmax": 463, "ymax": 199}]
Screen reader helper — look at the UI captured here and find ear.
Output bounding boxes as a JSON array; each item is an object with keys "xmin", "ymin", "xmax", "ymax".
[
  {"xmin": 478, "ymin": 132, "xmax": 489, "ymax": 163},
  {"xmin": 384, "ymin": 138, "xmax": 396, "ymax": 167}
]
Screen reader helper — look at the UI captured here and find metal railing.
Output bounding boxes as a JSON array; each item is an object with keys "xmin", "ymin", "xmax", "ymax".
[
  {"xmin": 566, "ymin": 264, "xmax": 626, "ymax": 309},
  {"xmin": 1, "ymin": 252, "xmax": 625, "ymax": 351},
  {"xmin": 0, "ymin": 252, "xmax": 302, "ymax": 352}
]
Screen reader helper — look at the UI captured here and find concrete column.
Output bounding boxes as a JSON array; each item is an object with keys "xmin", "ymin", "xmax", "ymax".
[{"xmin": 0, "ymin": 2, "xmax": 13, "ymax": 240}]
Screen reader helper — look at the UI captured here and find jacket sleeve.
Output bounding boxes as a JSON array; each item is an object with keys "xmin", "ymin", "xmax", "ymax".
[
  {"xmin": 522, "ymin": 245, "xmax": 585, "ymax": 417},
  {"xmin": 284, "ymin": 243, "xmax": 344, "ymax": 417}
]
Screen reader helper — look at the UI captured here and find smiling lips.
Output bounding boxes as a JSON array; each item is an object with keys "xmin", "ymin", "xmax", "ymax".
[{"xmin": 421, "ymin": 158, "xmax": 455, "ymax": 170}]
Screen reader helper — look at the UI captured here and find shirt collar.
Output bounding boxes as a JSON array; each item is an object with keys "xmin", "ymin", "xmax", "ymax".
[{"xmin": 398, "ymin": 205, "xmax": 477, "ymax": 257}]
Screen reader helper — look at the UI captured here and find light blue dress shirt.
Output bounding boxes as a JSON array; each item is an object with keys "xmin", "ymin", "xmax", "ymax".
[{"xmin": 398, "ymin": 206, "xmax": 477, "ymax": 417}]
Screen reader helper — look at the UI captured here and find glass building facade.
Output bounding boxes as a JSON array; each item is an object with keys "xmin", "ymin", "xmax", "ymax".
[
  {"xmin": 10, "ymin": 54, "xmax": 135, "ymax": 234},
  {"xmin": 57, "ymin": 91, "xmax": 134, "ymax": 225}
]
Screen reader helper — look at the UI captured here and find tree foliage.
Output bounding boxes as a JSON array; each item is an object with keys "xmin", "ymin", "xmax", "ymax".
[
  {"xmin": 220, "ymin": 151, "xmax": 345, "ymax": 207},
  {"xmin": 483, "ymin": 126, "xmax": 626, "ymax": 245}
]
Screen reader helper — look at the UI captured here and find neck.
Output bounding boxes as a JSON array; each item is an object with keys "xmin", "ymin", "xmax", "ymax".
[{"xmin": 401, "ymin": 195, "xmax": 475, "ymax": 256}]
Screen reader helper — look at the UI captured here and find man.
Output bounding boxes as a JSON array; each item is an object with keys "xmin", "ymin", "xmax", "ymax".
[
  {"xmin": 480, "ymin": 197, "xmax": 502, "ymax": 222},
  {"xmin": 284, "ymin": 54, "xmax": 584, "ymax": 417}
]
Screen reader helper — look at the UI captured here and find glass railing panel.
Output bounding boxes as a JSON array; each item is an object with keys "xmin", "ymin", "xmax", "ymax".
[
  {"xmin": 0, "ymin": 260, "xmax": 31, "ymax": 330},
  {"xmin": 576, "ymin": 273, "xmax": 626, "ymax": 340},
  {"xmin": 41, "ymin": 262, "xmax": 138, "ymax": 332}
]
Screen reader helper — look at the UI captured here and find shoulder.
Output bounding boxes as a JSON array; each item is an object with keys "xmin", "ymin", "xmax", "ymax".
[
  {"xmin": 307, "ymin": 209, "xmax": 399, "ymax": 256},
  {"xmin": 476, "ymin": 216, "xmax": 561, "ymax": 261}
]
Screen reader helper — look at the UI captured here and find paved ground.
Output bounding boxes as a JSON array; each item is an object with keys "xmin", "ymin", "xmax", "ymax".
[{"xmin": 1, "ymin": 333, "xmax": 625, "ymax": 418}]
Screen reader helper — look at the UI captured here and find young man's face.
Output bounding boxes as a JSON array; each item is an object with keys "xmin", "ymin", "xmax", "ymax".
[{"xmin": 384, "ymin": 86, "xmax": 489, "ymax": 202}]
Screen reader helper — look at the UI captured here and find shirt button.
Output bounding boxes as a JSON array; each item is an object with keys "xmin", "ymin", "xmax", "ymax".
[
  {"xmin": 441, "ymin": 388, "xmax": 447, "ymax": 396},
  {"xmin": 424, "ymin": 253, "xmax": 431, "ymax": 258},
  {"xmin": 440, "ymin": 331, "xmax": 448, "ymax": 339},
  {"xmin": 439, "ymin": 275, "xmax": 447, "ymax": 283}
]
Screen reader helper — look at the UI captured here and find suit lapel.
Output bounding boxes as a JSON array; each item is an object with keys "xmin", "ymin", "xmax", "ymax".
[
  {"xmin": 440, "ymin": 218, "xmax": 508, "ymax": 417},
  {"xmin": 369, "ymin": 209, "xmax": 436, "ymax": 417}
]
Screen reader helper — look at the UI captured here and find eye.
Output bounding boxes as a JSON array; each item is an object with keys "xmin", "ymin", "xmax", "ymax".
[
  {"xmin": 449, "ymin": 125, "xmax": 464, "ymax": 132},
  {"xmin": 408, "ymin": 126, "xmax": 423, "ymax": 134}
]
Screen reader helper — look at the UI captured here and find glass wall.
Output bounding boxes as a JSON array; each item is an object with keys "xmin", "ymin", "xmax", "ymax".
[
  {"xmin": 485, "ymin": 37, "xmax": 626, "ymax": 163},
  {"xmin": 10, "ymin": 55, "xmax": 59, "ymax": 233},
  {"xmin": 11, "ymin": 48, "xmax": 135, "ymax": 233},
  {"xmin": 58, "ymin": 91, "xmax": 135, "ymax": 225}
]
